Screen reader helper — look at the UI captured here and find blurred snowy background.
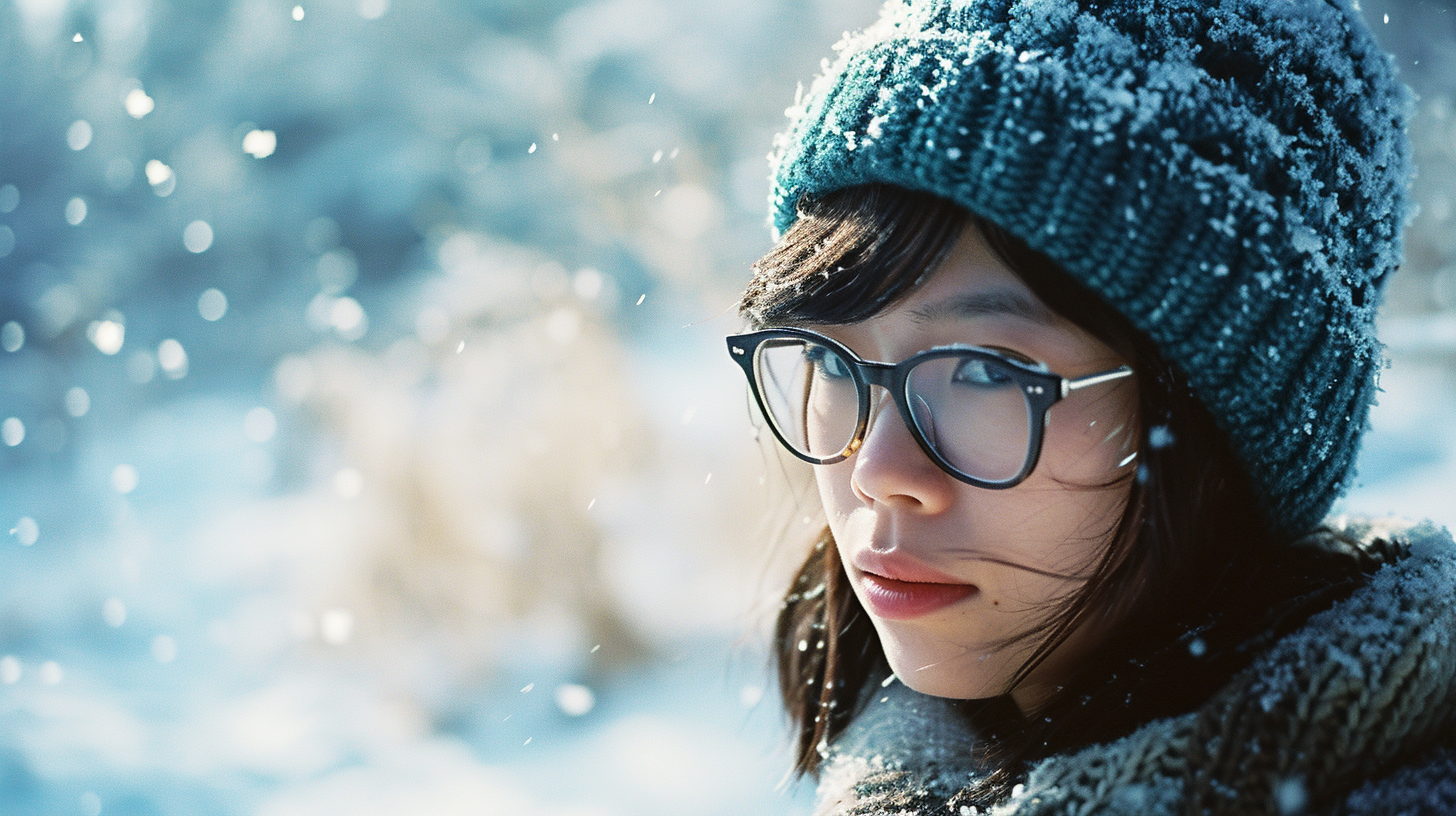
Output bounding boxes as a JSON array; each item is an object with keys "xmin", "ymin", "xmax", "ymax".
[{"xmin": 0, "ymin": 0, "xmax": 1451, "ymax": 814}]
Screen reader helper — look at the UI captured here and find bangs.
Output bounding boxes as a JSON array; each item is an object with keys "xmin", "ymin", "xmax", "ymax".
[
  {"xmin": 742, "ymin": 183, "xmax": 1142, "ymax": 365},
  {"xmin": 740, "ymin": 185, "xmax": 967, "ymax": 326}
]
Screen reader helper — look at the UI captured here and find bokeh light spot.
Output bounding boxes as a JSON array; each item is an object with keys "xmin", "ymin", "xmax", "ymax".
[
  {"xmin": 554, "ymin": 683, "xmax": 596, "ymax": 716},
  {"xmin": 39, "ymin": 661, "xmax": 63, "ymax": 685},
  {"xmin": 10, "ymin": 516, "xmax": 38, "ymax": 546},
  {"xmin": 198, "ymin": 288, "xmax": 228, "ymax": 321},
  {"xmin": 88, "ymin": 319, "xmax": 125, "ymax": 355},
  {"xmin": 2, "ymin": 417, "xmax": 25, "ymax": 446},
  {"xmin": 111, "ymin": 464, "xmax": 139, "ymax": 494},
  {"xmin": 321, "ymin": 608, "xmax": 354, "ymax": 644},
  {"xmin": 0, "ymin": 656, "xmax": 18, "ymax": 684},
  {"xmin": 145, "ymin": 160, "xmax": 175, "ymax": 196},
  {"xmin": 330, "ymin": 297, "xmax": 367, "ymax": 340},
  {"xmin": 1, "ymin": 321, "xmax": 23, "ymax": 352},
  {"xmin": 358, "ymin": 0, "xmax": 388, "ymax": 20},
  {"xmin": 158, "ymin": 339, "xmax": 188, "ymax": 379},
  {"xmin": 65, "ymin": 197, "xmax": 87, "ymax": 225},
  {"xmin": 125, "ymin": 88, "xmax": 155, "ymax": 118},
  {"xmin": 242, "ymin": 129, "xmax": 277, "ymax": 159},
  {"xmin": 67, "ymin": 120, "xmax": 92, "ymax": 151},
  {"xmin": 65, "ymin": 387, "xmax": 90, "ymax": 417},
  {"xmin": 145, "ymin": 159, "xmax": 172, "ymax": 185},
  {"xmin": 183, "ymin": 220, "xmax": 214, "ymax": 253}
]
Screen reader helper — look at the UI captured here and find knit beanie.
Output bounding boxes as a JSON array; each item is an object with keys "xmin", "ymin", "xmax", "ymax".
[{"xmin": 768, "ymin": 0, "xmax": 1411, "ymax": 537}]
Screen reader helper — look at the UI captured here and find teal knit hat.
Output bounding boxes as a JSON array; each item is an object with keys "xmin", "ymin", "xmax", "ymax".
[{"xmin": 769, "ymin": 0, "xmax": 1412, "ymax": 537}]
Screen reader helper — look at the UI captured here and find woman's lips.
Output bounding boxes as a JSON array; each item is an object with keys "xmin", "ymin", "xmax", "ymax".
[{"xmin": 856, "ymin": 570, "xmax": 977, "ymax": 620}]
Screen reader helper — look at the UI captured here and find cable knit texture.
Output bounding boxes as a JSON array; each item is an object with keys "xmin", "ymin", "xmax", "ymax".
[
  {"xmin": 814, "ymin": 519, "xmax": 1456, "ymax": 815},
  {"xmin": 768, "ymin": 0, "xmax": 1412, "ymax": 536}
]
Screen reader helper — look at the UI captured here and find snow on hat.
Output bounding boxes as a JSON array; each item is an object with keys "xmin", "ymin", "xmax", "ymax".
[{"xmin": 768, "ymin": 0, "xmax": 1412, "ymax": 536}]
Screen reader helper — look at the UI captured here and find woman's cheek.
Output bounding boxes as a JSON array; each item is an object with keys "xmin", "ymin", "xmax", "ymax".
[
  {"xmin": 1042, "ymin": 387, "xmax": 1139, "ymax": 483},
  {"xmin": 814, "ymin": 459, "xmax": 860, "ymax": 530}
]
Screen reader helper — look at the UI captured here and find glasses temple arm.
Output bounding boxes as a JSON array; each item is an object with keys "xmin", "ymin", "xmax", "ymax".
[{"xmin": 1061, "ymin": 365, "xmax": 1134, "ymax": 398}]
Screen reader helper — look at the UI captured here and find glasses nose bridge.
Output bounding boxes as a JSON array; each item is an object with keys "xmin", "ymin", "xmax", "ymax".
[
  {"xmin": 854, "ymin": 359, "xmax": 911, "ymax": 440},
  {"xmin": 856, "ymin": 359, "xmax": 899, "ymax": 391}
]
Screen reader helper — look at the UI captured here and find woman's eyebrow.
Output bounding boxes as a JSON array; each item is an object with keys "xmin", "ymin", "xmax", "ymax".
[{"xmin": 906, "ymin": 289, "xmax": 1058, "ymax": 326}]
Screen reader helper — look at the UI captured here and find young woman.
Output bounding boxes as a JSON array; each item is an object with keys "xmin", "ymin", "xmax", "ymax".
[{"xmin": 727, "ymin": 2, "xmax": 1456, "ymax": 813}]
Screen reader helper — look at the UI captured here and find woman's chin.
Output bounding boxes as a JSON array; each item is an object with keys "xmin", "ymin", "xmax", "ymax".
[{"xmin": 881, "ymin": 644, "xmax": 1011, "ymax": 700}]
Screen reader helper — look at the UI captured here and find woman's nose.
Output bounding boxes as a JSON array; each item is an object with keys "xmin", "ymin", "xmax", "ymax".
[{"xmin": 849, "ymin": 390, "xmax": 955, "ymax": 513}]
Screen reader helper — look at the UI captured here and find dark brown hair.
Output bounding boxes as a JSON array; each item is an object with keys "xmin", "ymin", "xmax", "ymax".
[{"xmin": 744, "ymin": 185, "xmax": 1283, "ymax": 794}]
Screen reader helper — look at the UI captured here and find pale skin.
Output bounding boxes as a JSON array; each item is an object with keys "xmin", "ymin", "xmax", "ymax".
[{"xmin": 808, "ymin": 224, "xmax": 1140, "ymax": 712}]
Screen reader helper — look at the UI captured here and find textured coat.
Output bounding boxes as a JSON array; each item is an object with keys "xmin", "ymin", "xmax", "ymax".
[{"xmin": 814, "ymin": 520, "xmax": 1456, "ymax": 815}]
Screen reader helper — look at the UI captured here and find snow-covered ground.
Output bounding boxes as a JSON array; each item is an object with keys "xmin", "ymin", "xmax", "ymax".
[{"xmin": 0, "ymin": 309, "xmax": 818, "ymax": 816}]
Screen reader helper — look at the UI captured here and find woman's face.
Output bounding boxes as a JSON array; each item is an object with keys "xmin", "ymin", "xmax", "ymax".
[{"xmin": 809, "ymin": 225, "xmax": 1139, "ymax": 710}]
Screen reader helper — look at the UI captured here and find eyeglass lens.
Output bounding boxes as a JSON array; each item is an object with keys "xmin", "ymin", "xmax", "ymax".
[
  {"xmin": 755, "ymin": 338, "xmax": 861, "ymax": 460},
  {"xmin": 903, "ymin": 356, "xmax": 1031, "ymax": 482},
  {"xmin": 753, "ymin": 338, "xmax": 1034, "ymax": 483}
]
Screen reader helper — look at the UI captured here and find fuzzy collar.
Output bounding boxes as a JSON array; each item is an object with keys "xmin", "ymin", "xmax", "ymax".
[{"xmin": 816, "ymin": 520, "xmax": 1456, "ymax": 815}]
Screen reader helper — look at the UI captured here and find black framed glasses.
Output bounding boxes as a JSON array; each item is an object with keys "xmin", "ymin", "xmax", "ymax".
[{"xmin": 727, "ymin": 327, "xmax": 1134, "ymax": 489}]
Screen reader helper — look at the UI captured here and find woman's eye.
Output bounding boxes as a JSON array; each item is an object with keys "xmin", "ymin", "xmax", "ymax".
[
  {"xmin": 805, "ymin": 345, "xmax": 852, "ymax": 379},
  {"xmin": 980, "ymin": 345, "xmax": 1040, "ymax": 367},
  {"xmin": 950, "ymin": 357, "xmax": 1013, "ymax": 387}
]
